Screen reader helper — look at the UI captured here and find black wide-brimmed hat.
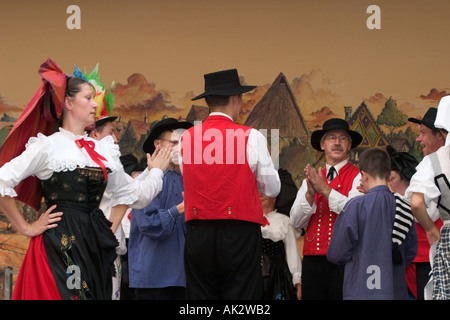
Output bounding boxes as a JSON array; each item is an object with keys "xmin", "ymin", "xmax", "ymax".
[
  {"xmin": 191, "ymin": 69, "xmax": 256, "ymax": 101},
  {"xmin": 310, "ymin": 118, "xmax": 363, "ymax": 151},
  {"xmin": 143, "ymin": 118, "xmax": 193, "ymax": 154},
  {"xmin": 85, "ymin": 115, "xmax": 118, "ymax": 132},
  {"xmin": 408, "ymin": 107, "xmax": 439, "ymax": 132},
  {"xmin": 96, "ymin": 116, "xmax": 118, "ymax": 128}
]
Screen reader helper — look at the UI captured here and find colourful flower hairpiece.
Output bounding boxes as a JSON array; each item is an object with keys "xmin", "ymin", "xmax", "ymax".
[{"xmin": 73, "ymin": 63, "xmax": 115, "ymax": 120}]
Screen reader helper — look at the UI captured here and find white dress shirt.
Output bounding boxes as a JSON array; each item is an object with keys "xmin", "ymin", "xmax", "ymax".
[{"xmin": 405, "ymin": 144, "xmax": 450, "ymax": 222}]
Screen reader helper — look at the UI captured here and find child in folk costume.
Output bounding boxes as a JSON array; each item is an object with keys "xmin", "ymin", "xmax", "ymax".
[{"xmin": 327, "ymin": 147, "xmax": 417, "ymax": 299}]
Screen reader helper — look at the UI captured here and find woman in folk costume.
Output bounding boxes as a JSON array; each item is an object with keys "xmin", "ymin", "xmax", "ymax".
[{"xmin": 0, "ymin": 59, "xmax": 170, "ymax": 300}]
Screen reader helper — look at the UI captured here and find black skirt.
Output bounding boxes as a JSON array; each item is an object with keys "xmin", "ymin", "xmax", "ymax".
[
  {"xmin": 15, "ymin": 167, "xmax": 118, "ymax": 300},
  {"xmin": 261, "ymin": 238, "xmax": 297, "ymax": 300}
]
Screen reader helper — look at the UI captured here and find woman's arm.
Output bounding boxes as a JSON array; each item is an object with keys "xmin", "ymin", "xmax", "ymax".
[{"xmin": 0, "ymin": 196, "xmax": 62, "ymax": 237}]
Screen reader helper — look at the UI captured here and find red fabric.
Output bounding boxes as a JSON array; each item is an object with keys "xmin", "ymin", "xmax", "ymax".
[
  {"xmin": 414, "ymin": 218, "xmax": 444, "ymax": 262},
  {"xmin": 303, "ymin": 163, "xmax": 360, "ymax": 256},
  {"xmin": 406, "ymin": 219, "xmax": 443, "ymax": 298},
  {"xmin": 75, "ymin": 138, "xmax": 108, "ymax": 181},
  {"xmin": 0, "ymin": 58, "xmax": 66, "ymax": 211},
  {"xmin": 181, "ymin": 115, "xmax": 265, "ymax": 225},
  {"xmin": 12, "ymin": 235, "xmax": 61, "ymax": 300}
]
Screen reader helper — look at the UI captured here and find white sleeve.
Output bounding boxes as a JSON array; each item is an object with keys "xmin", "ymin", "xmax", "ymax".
[
  {"xmin": 284, "ymin": 223, "xmax": 302, "ymax": 285},
  {"xmin": 127, "ymin": 168, "xmax": 164, "ymax": 209},
  {"xmin": 246, "ymin": 129, "xmax": 280, "ymax": 198},
  {"xmin": 106, "ymin": 165, "xmax": 163, "ymax": 208},
  {"xmin": 328, "ymin": 172, "xmax": 363, "ymax": 213},
  {"xmin": 0, "ymin": 134, "xmax": 51, "ymax": 197},
  {"xmin": 405, "ymin": 156, "xmax": 441, "ymax": 207},
  {"xmin": 98, "ymin": 137, "xmax": 163, "ymax": 208},
  {"xmin": 290, "ymin": 179, "xmax": 316, "ymax": 230}
]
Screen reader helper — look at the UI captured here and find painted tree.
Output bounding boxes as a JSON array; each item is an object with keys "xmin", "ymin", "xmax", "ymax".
[{"xmin": 377, "ymin": 97, "xmax": 408, "ymax": 142}]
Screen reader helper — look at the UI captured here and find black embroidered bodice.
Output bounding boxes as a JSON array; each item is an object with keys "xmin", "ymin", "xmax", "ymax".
[{"xmin": 41, "ymin": 167, "xmax": 108, "ymax": 211}]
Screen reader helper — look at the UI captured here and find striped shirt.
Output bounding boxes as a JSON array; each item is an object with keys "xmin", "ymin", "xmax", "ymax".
[{"xmin": 392, "ymin": 193, "xmax": 414, "ymax": 246}]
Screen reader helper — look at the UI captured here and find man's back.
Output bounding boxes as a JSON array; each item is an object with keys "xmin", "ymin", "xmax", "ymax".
[{"xmin": 181, "ymin": 114, "xmax": 265, "ymax": 224}]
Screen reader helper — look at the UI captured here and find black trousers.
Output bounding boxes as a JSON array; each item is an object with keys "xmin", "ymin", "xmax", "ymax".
[
  {"xmin": 185, "ymin": 220, "xmax": 262, "ymax": 300},
  {"xmin": 415, "ymin": 262, "xmax": 432, "ymax": 300},
  {"xmin": 301, "ymin": 255, "xmax": 344, "ymax": 300}
]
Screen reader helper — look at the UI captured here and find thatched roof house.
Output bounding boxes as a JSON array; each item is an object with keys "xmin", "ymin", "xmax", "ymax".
[{"xmin": 244, "ymin": 72, "xmax": 309, "ymax": 140}]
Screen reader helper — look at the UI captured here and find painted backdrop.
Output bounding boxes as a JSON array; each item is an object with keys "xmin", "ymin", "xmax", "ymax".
[
  {"xmin": 1, "ymin": 0, "xmax": 450, "ymax": 297},
  {"xmin": 1, "ymin": 0, "xmax": 449, "ymax": 184}
]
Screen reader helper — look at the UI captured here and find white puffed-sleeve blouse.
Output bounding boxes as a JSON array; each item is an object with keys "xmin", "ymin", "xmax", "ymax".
[{"xmin": 0, "ymin": 127, "xmax": 163, "ymax": 208}]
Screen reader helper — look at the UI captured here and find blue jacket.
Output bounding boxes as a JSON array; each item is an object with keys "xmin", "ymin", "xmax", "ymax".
[{"xmin": 327, "ymin": 185, "xmax": 417, "ymax": 300}]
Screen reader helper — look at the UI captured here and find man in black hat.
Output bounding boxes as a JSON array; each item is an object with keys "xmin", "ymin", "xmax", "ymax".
[
  {"xmin": 87, "ymin": 115, "xmax": 119, "ymax": 143},
  {"xmin": 290, "ymin": 118, "xmax": 363, "ymax": 299},
  {"xmin": 407, "ymin": 107, "xmax": 446, "ymax": 299},
  {"xmin": 409, "ymin": 107, "xmax": 446, "ymax": 157},
  {"xmin": 128, "ymin": 118, "xmax": 193, "ymax": 300},
  {"xmin": 180, "ymin": 69, "xmax": 280, "ymax": 299}
]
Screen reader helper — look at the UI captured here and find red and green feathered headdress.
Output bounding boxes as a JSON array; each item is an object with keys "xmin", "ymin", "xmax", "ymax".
[{"xmin": 74, "ymin": 64, "xmax": 116, "ymax": 130}]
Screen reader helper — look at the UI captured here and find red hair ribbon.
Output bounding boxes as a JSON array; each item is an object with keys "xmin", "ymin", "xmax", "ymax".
[
  {"xmin": 75, "ymin": 139, "xmax": 108, "ymax": 181},
  {"xmin": 0, "ymin": 58, "xmax": 67, "ymax": 211}
]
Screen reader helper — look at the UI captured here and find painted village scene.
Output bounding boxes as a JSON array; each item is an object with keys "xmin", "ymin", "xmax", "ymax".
[{"xmin": 0, "ymin": 67, "xmax": 441, "ymax": 298}]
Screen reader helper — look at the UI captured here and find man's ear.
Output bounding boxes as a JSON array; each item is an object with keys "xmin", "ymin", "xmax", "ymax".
[
  {"xmin": 360, "ymin": 171, "xmax": 368, "ymax": 181},
  {"xmin": 231, "ymin": 94, "xmax": 241, "ymax": 105},
  {"xmin": 89, "ymin": 129, "xmax": 97, "ymax": 139}
]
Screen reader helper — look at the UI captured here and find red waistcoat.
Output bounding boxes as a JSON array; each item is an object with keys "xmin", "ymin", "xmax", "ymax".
[
  {"xmin": 303, "ymin": 162, "xmax": 360, "ymax": 256},
  {"xmin": 180, "ymin": 115, "xmax": 265, "ymax": 225}
]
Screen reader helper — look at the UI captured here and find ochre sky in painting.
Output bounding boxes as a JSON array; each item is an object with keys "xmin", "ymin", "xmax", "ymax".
[{"xmin": 1, "ymin": 0, "xmax": 449, "ymax": 123}]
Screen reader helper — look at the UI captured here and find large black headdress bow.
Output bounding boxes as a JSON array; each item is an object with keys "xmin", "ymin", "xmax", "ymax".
[{"xmin": 386, "ymin": 145, "xmax": 419, "ymax": 182}]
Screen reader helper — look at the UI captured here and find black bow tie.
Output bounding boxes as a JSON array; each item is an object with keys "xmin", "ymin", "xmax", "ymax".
[{"xmin": 327, "ymin": 166, "xmax": 336, "ymax": 181}]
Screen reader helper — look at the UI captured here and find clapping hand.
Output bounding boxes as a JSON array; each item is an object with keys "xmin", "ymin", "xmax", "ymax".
[{"xmin": 147, "ymin": 145, "xmax": 172, "ymax": 172}]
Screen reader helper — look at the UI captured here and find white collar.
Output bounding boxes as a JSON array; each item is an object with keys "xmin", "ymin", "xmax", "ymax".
[
  {"xmin": 208, "ymin": 112, "xmax": 234, "ymax": 122},
  {"xmin": 58, "ymin": 127, "xmax": 88, "ymax": 140},
  {"xmin": 326, "ymin": 159, "xmax": 348, "ymax": 175}
]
